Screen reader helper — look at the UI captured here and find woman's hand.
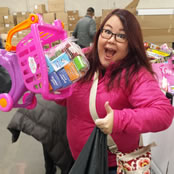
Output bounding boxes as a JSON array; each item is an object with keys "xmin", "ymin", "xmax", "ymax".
[{"xmin": 95, "ymin": 101, "xmax": 114, "ymax": 134}]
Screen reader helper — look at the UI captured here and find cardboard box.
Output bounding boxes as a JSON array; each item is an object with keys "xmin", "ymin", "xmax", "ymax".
[
  {"xmin": 21, "ymin": 12, "xmax": 31, "ymax": 16},
  {"xmin": 43, "ymin": 13, "xmax": 56, "ymax": 24},
  {"xmin": 67, "ymin": 10, "xmax": 79, "ymax": 16},
  {"xmin": 125, "ymin": 0, "xmax": 140, "ymax": 15},
  {"xmin": 125, "ymin": 0, "xmax": 140, "ymax": 9},
  {"xmin": 95, "ymin": 16, "xmax": 101, "ymax": 30},
  {"xmin": 136, "ymin": 15, "xmax": 174, "ymax": 29},
  {"xmin": 68, "ymin": 23, "xmax": 76, "ymax": 31},
  {"xmin": 3, "ymin": 15, "xmax": 15, "ymax": 24},
  {"xmin": 55, "ymin": 11, "xmax": 68, "ymax": 24},
  {"xmin": 0, "ymin": 23, "xmax": 4, "ymax": 27},
  {"xmin": 68, "ymin": 15, "xmax": 79, "ymax": 24},
  {"xmin": 101, "ymin": 9, "xmax": 113, "ymax": 23},
  {"xmin": 142, "ymin": 28, "xmax": 174, "ymax": 43},
  {"xmin": 0, "ymin": 7, "xmax": 9, "ymax": 16},
  {"xmin": 48, "ymin": 0, "xmax": 65, "ymax": 12},
  {"xmin": 0, "ymin": 16, "xmax": 4, "ymax": 24},
  {"xmin": 34, "ymin": 4, "xmax": 47, "ymax": 14},
  {"xmin": 4, "ymin": 24, "xmax": 15, "ymax": 33},
  {"xmin": 16, "ymin": 15, "xmax": 28, "ymax": 24},
  {"xmin": 136, "ymin": 14, "xmax": 174, "ymax": 46},
  {"xmin": 0, "ymin": 27, "xmax": 5, "ymax": 34},
  {"xmin": 13, "ymin": 12, "xmax": 22, "ymax": 17}
]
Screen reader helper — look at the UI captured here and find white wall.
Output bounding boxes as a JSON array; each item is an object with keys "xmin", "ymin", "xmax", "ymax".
[
  {"xmin": 0, "ymin": 0, "xmax": 132, "ymax": 16},
  {"xmin": 64, "ymin": 0, "xmax": 132, "ymax": 16}
]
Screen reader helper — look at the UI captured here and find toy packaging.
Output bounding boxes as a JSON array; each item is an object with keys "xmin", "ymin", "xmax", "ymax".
[
  {"xmin": 145, "ymin": 42, "xmax": 174, "ymax": 94},
  {"xmin": 144, "ymin": 42, "xmax": 172, "ymax": 63},
  {"xmin": 45, "ymin": 37, "xmax": 89, "ymax": 91}
]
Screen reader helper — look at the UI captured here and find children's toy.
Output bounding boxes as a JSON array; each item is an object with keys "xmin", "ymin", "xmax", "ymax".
[
  {"xmin": 0, "ymin": 49, "xmax": 37, "ymax": 112},
  {"xmin": 152, "ymin": 61, "xmax": 174, "ymax": 93},
  {"xmin": 148, "ymin": 43, "xmax": 174, "ymax": 94},
  {"xmin": 5, "ymin": 13, "xmax": 70, "ymax": 100},
  {"xmin": 145, "ymin": 42, "xmax": 172, "ymax": 63},
  {"xmin": 44, "ymin": 38, "xmax": 89, "ymax": 92},
  {"xmin": 1, "ymin": 13, "xmax": 89, "ymax": 112}
]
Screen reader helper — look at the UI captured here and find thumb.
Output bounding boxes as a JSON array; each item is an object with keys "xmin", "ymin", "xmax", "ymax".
[{"xmin": 105, "ymin": 101, "xmax": 112, "ymax": 114}]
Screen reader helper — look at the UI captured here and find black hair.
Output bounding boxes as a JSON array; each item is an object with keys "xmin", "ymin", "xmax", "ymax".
[{"xmin": 87, "ymin": 7, "xmax": 95, "ymax": 13}]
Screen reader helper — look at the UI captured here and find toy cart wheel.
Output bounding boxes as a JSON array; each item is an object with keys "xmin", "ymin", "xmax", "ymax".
[
  {"xmin": 0, "ymin": 93, "xmax": 13, "ymax": 112},
  {"xmin": 23, "ymin": 92, "xmax": 37, "ymax": 109}
]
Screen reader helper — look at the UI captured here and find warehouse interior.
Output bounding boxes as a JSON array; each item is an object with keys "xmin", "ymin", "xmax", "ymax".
[{"xmin": 0, "ymin": 0, "xmax": 174, "ymax": 173}]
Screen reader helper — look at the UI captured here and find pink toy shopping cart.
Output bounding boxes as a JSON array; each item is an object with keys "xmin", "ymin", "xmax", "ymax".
[
  {"xmin": 0, "ymin": 49, "xmax": 37, "ymax": 112},
  {"xmin": 5, "ymin": 13, "xmax": 73, "ymax": 101}
]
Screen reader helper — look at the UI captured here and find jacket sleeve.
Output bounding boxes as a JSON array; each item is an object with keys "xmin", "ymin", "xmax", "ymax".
[
  {"xmin": 72, "ymin": 23, "xmax": 78, "ymax": 38},
  {"xmin": 7, "ymin": 95, "xmax": 74, "ymax": 170},
  {"xmin": 7, "ymin": 95, "xmax": 67, "ymax": 144},
  {"xmin": 112, "ymin": 69, "xmax": 174, "ymax": 134},
  {"xmin": 89, "ymin": 19, "xmax": 96, "ymax": 38}
]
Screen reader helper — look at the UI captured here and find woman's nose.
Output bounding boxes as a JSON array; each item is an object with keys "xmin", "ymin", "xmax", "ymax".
[{"xmin": 108, "ymin": 35, "xmax": 116, "ymax": 43}]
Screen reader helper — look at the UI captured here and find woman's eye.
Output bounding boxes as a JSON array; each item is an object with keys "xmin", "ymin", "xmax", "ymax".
[
  {"xmin": 117, "ymin": 34, "xmax": 126, "ymax": 38},
  {"xmin": 105, "ymin": 30, "xmax": 112, "ymax": 34}
]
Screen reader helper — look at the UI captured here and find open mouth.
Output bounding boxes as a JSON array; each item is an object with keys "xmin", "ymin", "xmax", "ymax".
[{"xmin": 105, "ymin": 48, "xmax": 116, "ymax": 58}]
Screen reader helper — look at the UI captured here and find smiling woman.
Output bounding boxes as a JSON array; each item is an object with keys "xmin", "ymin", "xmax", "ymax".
[
  {"xmin": 98, "ymin": 15, "xmax": 128, "ymax": 68},
  {"xmin": 55, "ymin": 8, "xmax": 174, "ymax": 174}
]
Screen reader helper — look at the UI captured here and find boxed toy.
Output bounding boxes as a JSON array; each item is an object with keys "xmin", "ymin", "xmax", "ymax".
[
  {"xmin": 149, "ymin": 42, "xmax": 174, "ymax": 94},
  {"xmin": 44, "ymin": 37, "xmax": 89, "ymax": 91},
  {"xmin": 144, "ymin": 42, "xmax": 172, "ymax": 63}
]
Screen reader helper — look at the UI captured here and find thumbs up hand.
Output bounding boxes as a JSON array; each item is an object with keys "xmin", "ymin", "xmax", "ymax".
[{"xmin": 95, "ymin": 101, "xmax": 114, "ymax": 134}]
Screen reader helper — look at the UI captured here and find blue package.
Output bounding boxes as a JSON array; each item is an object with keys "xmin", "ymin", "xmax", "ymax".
[
  {"xmin": 48, "ymin": 71, "xmax": 63, "ymax": 90},
  {"xmin": 57, "ymin": 68, "xmax": 72, "ymax": 88},
  {"xmin": 45, "ymin": 55, "xmax": 54, "ymax": 74},
  {"xmin": 51, "ymin": 52, "xmax": 71, "ymax": 71}
]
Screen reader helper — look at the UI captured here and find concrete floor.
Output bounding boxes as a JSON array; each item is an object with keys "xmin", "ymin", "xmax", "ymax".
[{"xmin": 0, "ymin": 109, "xmax": 61, "ymax": 174}]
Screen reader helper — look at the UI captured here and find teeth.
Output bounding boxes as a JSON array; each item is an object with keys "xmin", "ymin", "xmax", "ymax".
[
  {"xmin": 105, "ymin": 48, "xmax": 115, "ymax": 57},
  {"xmin": 106, "ymin": 48, "xmax": 114, "ymax": 51}
]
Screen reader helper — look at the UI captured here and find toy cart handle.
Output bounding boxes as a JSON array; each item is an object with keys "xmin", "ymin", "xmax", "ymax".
[{"xmin": 5, "ymin": 14, "xmax": 39, "ymax": 51}]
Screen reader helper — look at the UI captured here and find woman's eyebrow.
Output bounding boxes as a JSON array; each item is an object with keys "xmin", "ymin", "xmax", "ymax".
[
  {"xmin": 119, "ymin": 28, "xmax": 125, "ymax": 32},
  {"xmin": 104, "ymin": 24, "xmax": 125, "ymax": 32},
  {"xmin": 104, "ymin": 24, "xmax": 112, "ymax": 28}
]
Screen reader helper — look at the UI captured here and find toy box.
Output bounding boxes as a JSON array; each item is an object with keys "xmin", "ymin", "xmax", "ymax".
[{"xmin": 45, "ymin": 38, "xmax": 89, "ymax": 91}]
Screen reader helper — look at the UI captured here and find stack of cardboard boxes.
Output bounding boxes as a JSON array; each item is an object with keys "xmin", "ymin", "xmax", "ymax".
[
  {"xmin": 67, "ymin": 10, "xmax": 79, "ymax": 31},
  {"xmin": 136, "ymin": 14, "xmax": 174, "ymax": 48},
  {"xmin": 131, "ymin": 0, "xmax": 174, "ymax": 48},
  {"xmin": 0, "ymin": 7, "xmax": 10, "ymax": 34},
  {"xmin": 1, "ymin": 0, "xmax": 173, "ymax": 49},
  {"xmin": 45, "ymin": 0, "xmax": 68, "ymax": 31}
]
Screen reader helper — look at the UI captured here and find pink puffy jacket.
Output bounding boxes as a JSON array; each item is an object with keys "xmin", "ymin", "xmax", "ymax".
[{"xmin": 56, "ymin": 67, "xmax": 174, "ymax": 167}]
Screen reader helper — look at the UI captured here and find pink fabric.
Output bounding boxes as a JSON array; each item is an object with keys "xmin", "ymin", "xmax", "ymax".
[
  {"xmin": 82, "ymin": 46, "xmax": 91, "ymax": 54},
  {"xmin": 56, "ymin": 67, "xmax": 174, "ymax": 167}
]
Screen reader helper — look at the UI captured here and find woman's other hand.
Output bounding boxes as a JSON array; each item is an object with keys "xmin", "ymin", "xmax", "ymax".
[{"xmin": 95, "ymin": 101, "xmax": 114, "ymax": 134}]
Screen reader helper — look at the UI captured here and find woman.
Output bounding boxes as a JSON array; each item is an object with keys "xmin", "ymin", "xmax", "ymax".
[{"xmin": 56, "ymin": 9, "xmax": 173, "ymax": 173}]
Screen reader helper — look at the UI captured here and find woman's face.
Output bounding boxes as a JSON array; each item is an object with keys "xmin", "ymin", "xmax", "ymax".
[{"xmin": 98, "ymin": 15, "xmax": 129, "ymax": 68}]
